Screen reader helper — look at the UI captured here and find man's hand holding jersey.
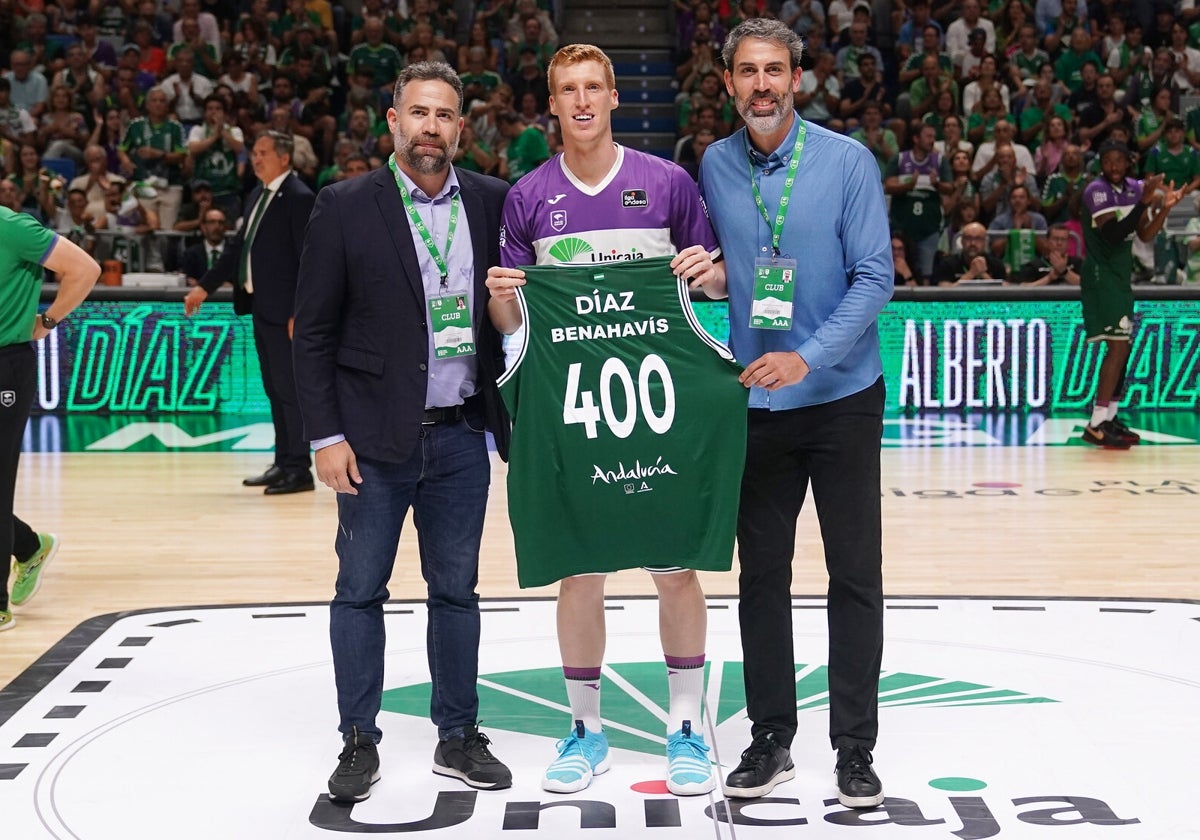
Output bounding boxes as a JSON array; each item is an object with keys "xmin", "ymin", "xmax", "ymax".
[
  {"xmin": 485, "ymin": 266, "xmax": 527, "ymax": 334},
  {"xmin": 672, "ymin": 244, "xmax": 726, "ymax": 299}
]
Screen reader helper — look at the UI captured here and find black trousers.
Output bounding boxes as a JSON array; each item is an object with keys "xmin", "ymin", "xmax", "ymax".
[
  {"xmin": 252, "ymin": 316, "xmax": 310, "ymax": 473},
  {"xmin": 0, "ymin": 344, "xmax": 44, "ymax": 611},
  {"xmin": 737, "ymin": 377, "xmax": 884, "ymax": 752}
]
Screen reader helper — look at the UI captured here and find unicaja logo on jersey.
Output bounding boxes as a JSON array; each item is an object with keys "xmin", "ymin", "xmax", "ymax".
[
  {"xmin": 591, "ymin": 247, "xmax": 646, "ymax": 263},
  {"xmin": 549, "ymin": 236, "xmax": 594, "ymax": 262}
]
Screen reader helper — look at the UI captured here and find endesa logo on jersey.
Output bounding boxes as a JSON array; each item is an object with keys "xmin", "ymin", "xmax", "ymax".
[{"xmin": 622, "ymin": 189, "xmax": 649, "ymax": 207}]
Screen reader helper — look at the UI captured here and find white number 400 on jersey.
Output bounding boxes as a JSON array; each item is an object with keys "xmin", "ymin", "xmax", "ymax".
[{"xmin": 563, "ymin": 354, "xmax": 676, "ymax": 439}]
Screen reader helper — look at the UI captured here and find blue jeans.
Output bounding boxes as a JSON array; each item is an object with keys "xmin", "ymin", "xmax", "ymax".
[{"xmin": 329, "ymin": 418, "xmax": 490, "ymax": 743}]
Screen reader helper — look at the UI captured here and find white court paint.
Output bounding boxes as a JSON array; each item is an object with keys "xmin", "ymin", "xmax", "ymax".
[{"xmin": 0, "ymin": 597, "xmax": 1196, "ymax": 839}]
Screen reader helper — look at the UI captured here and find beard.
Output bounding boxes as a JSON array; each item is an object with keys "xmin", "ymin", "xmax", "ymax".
[
  {"xmin": 734, "ymin": 89, "xmax": 791, "ymax": 135},
  {"xmin": 394, "ymin": 129, "xmax": 458, "ymax": 175}
]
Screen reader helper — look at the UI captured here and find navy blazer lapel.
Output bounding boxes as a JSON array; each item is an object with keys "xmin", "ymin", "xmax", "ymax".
[
  {"xmin": 258, "ymin": 172, "xmax": 297, "ymax": 225},
  {"xmin": 243, "ymin": 183, "xmax": 263, "ymax": 226},
  {"xmin": 372, "ymin": 168, "xmax": 425, "ymax": 304}
]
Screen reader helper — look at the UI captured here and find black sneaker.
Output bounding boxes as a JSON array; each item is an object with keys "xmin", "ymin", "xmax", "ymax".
[
  {"xmin": 723, "ymin": 731, "xmax": 795, "ymax": 798},
  {"xmin": 432, "ymin": 725, "xmax": 512, "ymax": 790},
  {"xmin": 328, "ymin": 727, "xmax": 380, "ymax": 802},
  {"xmin": 1081, "ymin": 422, "xmax": 1132, "ymax": 449},
  {"xmin": 835, "ymin": 745, "xmax": 884, "ymax": 809},
  {"xmin": 1108, "ymin": 416, "xmax": 1141, "ymax": 445}
]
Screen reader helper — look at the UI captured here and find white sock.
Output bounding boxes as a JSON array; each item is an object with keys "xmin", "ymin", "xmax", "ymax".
[
  {"xmin": 563, "ymin": 667, "xmax": 603, "ymax": 732},
  {"xmin": 665, "ymin": 654, "xmax": 705, "ymax": 735},
  {"xmin": 1106, "ymin": 401, "xmax": 1119, "ymax": 421},
  {"xmin": 1090, "ymin": 403, "xmax": 1109, "ymax": 428}
]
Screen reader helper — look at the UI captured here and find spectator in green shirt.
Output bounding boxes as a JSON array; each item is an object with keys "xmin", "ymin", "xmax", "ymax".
[
  {"xmin": 496, "ymin": 110, "xmax": 549, "ymax": 184},
  {"xmin": 908, "ymin": 53, "xmax": 959, "ymax": 121},
  {"xmin": 1144, "ymin": 118, "xmax": 1200, "ymax": 191},
  {"xmin": 1135, "ymin": 85, "xmax": 1175, "ymax": 155},
  {"xmin": 1054, "ymin": 27, "xmax": 1102, "ymax": 92},
  {"xmin": 1020, "ymin": 78, "xmax": 1073, "ymax": 152},
  {"xmin": 850, "ymin": 102, "xmax": 899, "ymax": 177},
  {"xmin": 459, "ymin": 46, "xmax": 504, "ymax": 108},
  {"xmin": 348, "ymin": 18, "xmax": 405, "ymax": 96}
]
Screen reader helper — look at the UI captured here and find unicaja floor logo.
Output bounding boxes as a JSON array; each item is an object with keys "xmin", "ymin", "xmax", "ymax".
[
  {"xmin": 300, "ymin": 662, "xmax": 1145, "ymax": 836},
  {"xmin": 380, "ymin": 662, "xmax": 1056, "ymax": 757}
]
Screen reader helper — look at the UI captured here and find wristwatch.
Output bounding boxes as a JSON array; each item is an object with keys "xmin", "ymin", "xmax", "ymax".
[{"xmin": 39, "ymin": 312, "xmax": 59, "ymax": 330}]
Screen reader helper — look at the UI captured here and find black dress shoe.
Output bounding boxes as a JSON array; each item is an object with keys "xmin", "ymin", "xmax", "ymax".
[
  {"xmin": 264, "ymin": 471, "xmax": 315, "ymax": 495},
  {"xmin": 243, "ymin": 465, "xmax": 284, "ymax": 487},
  {"xmin": 724, "ymin": 732, "xmax": 795, "ymax": 798},
  {"xmin": 835, "ymin": 744, "xmax": 883, "ymax": 809}
]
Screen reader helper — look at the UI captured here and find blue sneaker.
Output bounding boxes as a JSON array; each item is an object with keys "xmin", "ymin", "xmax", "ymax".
[
  {"xmin": 666, "ymin": 720, "xmax": 716, "ymax": 795},
  {"xmin": 542, "ymin": 720, "xmax": 611, "ymax": 793}
]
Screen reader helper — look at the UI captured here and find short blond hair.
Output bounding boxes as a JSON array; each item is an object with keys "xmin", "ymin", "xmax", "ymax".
[{"xmin": 547, "ymin": 44, "xmax": 615, "ymax": 93}]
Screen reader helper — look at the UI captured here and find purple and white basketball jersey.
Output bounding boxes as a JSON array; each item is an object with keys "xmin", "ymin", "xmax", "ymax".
[{"xmin": 499, "ymin": 145, "xmax": 719, "ymax": 267}]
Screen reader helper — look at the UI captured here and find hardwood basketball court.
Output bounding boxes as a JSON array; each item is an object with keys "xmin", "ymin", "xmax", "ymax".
[
  {"xmin": 5, "ymin": 440, "xmax": 1197, "ymax": 680},
  {"xmin": 1, "ymin": 439, "xmax": 1197, "ymax": 839}
]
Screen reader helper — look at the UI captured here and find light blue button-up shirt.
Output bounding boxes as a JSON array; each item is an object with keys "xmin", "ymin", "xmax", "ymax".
[
  {"xmin": 699, "ymin": 114, "xmax": 893, "ymax": 410},
  {"xmin": 394, "ymin": 165, "xmax": 477, "ymax": 410}
]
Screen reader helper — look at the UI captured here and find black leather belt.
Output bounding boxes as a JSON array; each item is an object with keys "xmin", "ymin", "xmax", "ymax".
[{"xmin": 422, "ymin": 405, "xmax": 463, "ymax": 425}]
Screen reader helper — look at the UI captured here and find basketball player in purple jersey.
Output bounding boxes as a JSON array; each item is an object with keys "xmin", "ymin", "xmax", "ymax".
[
  {"xmin": 1079, "ymin": 141, "xmax": 1187, "ymax": 447},
  {"xmin": 486, "ymin": 44, "xmax": 727, "ymax": 796}
]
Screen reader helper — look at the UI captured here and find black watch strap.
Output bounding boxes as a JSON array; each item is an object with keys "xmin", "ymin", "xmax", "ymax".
[{"xmin": 40, "ymin": 312, "xmax": 59, "ymax": 329}]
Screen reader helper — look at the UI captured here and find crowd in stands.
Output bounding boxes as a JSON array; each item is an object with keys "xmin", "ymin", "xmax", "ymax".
[
  {"xmin": 5, "ymin": 0, "xmax": 1200, "ymax": 285},
  {"xmin": 0, "ymin": 0, "xmax": 563, "ymax": 275},
  {"xmin": 672, "ymin": 0, "xmax": 1200, "ymax": 286}
]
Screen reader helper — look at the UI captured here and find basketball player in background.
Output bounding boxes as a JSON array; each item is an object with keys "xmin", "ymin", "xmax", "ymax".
[
  {"xmin": 1079, "ymin": 141, "xmax": 1186, "ymax": 448},
  {"xmin": 0, "ymin": 207, "xmax": 100, "ymax": 631},
  {"xmin": 485, "ymin": 44, "xmax": 727, "ymax": 796}
]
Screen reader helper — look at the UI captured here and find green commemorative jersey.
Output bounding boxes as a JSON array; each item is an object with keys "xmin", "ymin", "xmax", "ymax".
[{"xmin": 500, "ymin": 256, "xmax": 747, "ymax": 588}]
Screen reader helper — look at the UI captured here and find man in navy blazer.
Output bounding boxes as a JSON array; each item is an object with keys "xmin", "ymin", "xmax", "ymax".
[
  {"xmin": 179, "ymin": 206, "xmax": 227, "ymax": 286},
  {"xmin": 184, "ymin": 131, "xmax": 316, "ymax": 494},
  {"xmin": 293, "ymin": 62, "xmax": 513, "ymax": 803}
]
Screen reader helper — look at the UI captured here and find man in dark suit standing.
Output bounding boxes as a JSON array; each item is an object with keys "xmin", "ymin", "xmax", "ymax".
[
  {"xmin": 179, "ymin": 206, "xmax": 227, "ymax": 286},
  {"xmin": 293, "ymin": 62, "xmax": 514, "ymax": 803},
  {"xmin": 183, "ymin": 131, "xmax": 316, "ymax": 495}
]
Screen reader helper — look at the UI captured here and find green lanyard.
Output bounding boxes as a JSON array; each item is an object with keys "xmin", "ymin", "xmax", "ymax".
[
  {"xmin": 389, "ymin": 154, "xmax": 459, "ymax": 286},
  {"xmin": 749, "ymin": 120, "xmax": 806, "ymax": 257}
]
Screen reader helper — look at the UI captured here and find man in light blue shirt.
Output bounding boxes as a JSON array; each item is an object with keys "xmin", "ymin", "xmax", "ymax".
[
  {"xmin": 695, "ymin": 16, "xmax": 892, "ymax": 811},
  {"xmin": 2, "ymin": 51, "xmax": 49, "ymax": 120}
]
